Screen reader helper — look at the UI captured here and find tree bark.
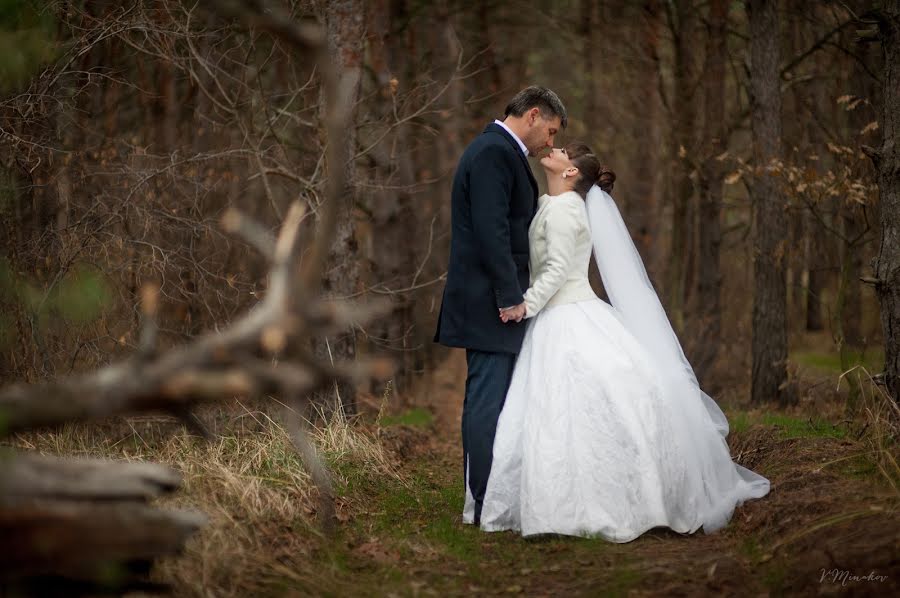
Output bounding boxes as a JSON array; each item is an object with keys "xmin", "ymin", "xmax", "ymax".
[
  {"xmin": 783, "ymin": 0, "xmax": 806, "ymax": 331},
  {"xmin": 478, "ymin": 0, "xmax": 504, "ymax": 96},
  {"xmin": 362, "ymin": 0, "xmax": 420, "ymax": 395},
  {"xmin": 868, "ymin": 2, "xmax": 900, "ymax": 402},
  {"xmin": 839, "ymin": 210, "xmax": 864, "ymax": 347},
  {"xmin": 581, "ymin": 0, "xmax": 599, "ymax": 135},
  {"xmin": 803, "ymin": 40, "xmax": 831, "ymax": 333},
  {"xmin": 319, "ymin": 0, "xmax": 365, "ymax": 414},
  {"xmin": 804, "ymin": 217, "xmax": 827, "ymax": 332},
  {"xmin": 842, "ymin": 18, "xmax": 880, "ymax": 348},
  {"xmin": 665, "ymin": 0, "xmax": 699, "ymax": 333},
  {"xmin": 636, "ymin": 1, "xmax": 662, "ymax": 277},
  {"xmin": 749, "ymin": 0, "xmax": 793, "ymax": 405},
  {"xmin": 690, "ymin": 0, "xmax": 727, "ymax": 389}
]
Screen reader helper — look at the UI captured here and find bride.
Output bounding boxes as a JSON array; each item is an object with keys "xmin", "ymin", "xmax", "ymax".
[{"xmin": 473, "ymin": 142, "xmax": 770, "ymax": 541}]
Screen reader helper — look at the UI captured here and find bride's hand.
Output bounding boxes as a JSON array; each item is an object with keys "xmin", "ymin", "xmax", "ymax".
[{"xmin": 499, "ymin": 303, "xmax": 526, "ymax": 323}]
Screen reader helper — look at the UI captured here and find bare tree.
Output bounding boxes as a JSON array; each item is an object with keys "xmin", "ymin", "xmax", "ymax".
[
  {"xmin": 663, "ymin": 0, "xmax": 701, "ymax": 333},
  {"xmin": 690, "ymin": 0, "xmax": 728, "ymax": 388},
  {"xmin": 863, "ymin": 1, "xmax": 900, "ymax": 402},
  {"xmin": 748, "ymin": 0, "xmax": 793, "ymax": 405},
  {"xmin": 627, "ymin": 0, "xmax": 663, "ymax": 279},
  {"xmin": 316, "ymin": 0, "xmax": 365, "ymax": 414}
]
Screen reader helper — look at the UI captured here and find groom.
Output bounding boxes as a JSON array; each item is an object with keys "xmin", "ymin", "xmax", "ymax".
[{"xmin": 434, "ymin": 86, "xmax": 567, "ymax": 525}]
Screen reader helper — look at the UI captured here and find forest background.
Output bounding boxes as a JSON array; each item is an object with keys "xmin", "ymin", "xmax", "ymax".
[{"xmin": 0, "ymin": 0, "xmax": 898, "ymax": 596}]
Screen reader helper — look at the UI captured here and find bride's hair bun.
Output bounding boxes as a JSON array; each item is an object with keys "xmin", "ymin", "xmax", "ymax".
[
  {"xmin": 596, "ymin": 167, "xmax": 616, "ymax": 194},
  {"xmin": 564, "ymin": 142, "xmax": 616, "ymax": 198}
]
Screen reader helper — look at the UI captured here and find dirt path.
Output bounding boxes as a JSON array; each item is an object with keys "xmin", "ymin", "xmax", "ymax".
[{"xmin": 341, "ymin": 352, "xmax": 899, "ymax": 596}]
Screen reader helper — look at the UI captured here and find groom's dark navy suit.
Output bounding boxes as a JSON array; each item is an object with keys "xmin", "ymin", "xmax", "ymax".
[{"xmin": 434, "ymin": 122, "xmax": 538, "ymax": 523}]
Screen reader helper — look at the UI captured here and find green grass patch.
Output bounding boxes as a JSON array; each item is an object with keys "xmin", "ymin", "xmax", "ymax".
[
  {"xmin": 342, "ymin": 456, "xmax": 504, "ymax": 568},
  {"xmin": 761, "ymin": 413, "xmax": 846, "ymax": 440},
  {"xmin": 601, "ymin": 566, "xmax": 641, "ymax": 597},
  {"xmin": 726, "ymin": 410, "xmax": 846, "ymax": 440},
  {"xmin": 379, "ymin": 407, "xmax": 434, "ymax": 428},
  {"xmin": 730, "ymin": 411, "xmax": 751, "ymax": 435},
  {"xmin": 738, "ymin": 535, "xmax": 765, "ymax": 563},
  {"xmin": 761, "ymin": 561, "xmax": 788, "ymax": 593},
  {"xmin": 422, "ymin": 511, "xmax": 482, "ymax": 562},
  {"xmin": 345, "ymin": 457, "xmax": 631, "ymax": 587},
  {"xmin": 331, "ymin": 457, "xmax": 396, "ymax": 498},
  {"xmin": 792, "ymin": 348, "xmax": 884, "ymax": 375},
  {"xmin": 837, "ymin": 453, "xmax": 879, "ymax": 479}
]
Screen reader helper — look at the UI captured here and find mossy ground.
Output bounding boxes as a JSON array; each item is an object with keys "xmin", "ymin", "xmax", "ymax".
[{"xmin": 304, "ymin": 397, "xmax": 898, "ymax": 596}]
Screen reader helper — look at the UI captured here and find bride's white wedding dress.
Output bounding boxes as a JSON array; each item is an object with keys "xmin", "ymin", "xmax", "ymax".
[{"xmin": 473, "ymin": 188, "xmax": 770, "ymax": 541}]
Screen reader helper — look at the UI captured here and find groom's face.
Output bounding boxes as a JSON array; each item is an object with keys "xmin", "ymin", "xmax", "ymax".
[{"xmin": 522, "ymin": 108, "xmax": 562, "ymax": 157}]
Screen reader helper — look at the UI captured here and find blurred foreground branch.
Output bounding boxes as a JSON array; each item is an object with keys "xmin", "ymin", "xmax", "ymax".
[{"xmin": 0, "ymin": 1, "xmax": 389, "ymax": 593}]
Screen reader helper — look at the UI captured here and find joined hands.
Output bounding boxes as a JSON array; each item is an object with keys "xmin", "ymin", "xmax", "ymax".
[{"xmin": 499, "ymin": 303, "xmax": 526, "ymax": 323}]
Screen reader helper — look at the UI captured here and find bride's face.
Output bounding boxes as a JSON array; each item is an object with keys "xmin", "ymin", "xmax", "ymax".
[{"xmin": 540, "ymin": 147, "xmax": 575, "ymax": 175}]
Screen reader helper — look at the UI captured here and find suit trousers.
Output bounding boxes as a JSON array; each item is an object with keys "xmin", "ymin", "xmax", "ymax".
[{"xmin": 462, "ymin": 349, "xmax": 517, "ymax": 523}]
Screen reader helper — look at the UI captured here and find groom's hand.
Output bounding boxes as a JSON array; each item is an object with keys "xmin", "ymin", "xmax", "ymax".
[{"xmin": 499, "ymin": 303, "xmax": 526, "ymax": 323}]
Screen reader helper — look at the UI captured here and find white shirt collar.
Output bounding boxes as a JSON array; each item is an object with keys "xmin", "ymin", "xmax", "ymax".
[{"xmin": 493, "ymin": 119, "xmax": 529, "ymax": 156}]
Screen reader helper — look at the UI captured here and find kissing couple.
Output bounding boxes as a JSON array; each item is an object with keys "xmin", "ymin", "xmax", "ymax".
[{"xmin": 434, "ymin": 86, "xmax": 769, "ymax": 541}]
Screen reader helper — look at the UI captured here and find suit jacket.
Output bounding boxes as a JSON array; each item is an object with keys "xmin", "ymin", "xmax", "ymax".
[{"xmin": 434, "ymin": 123, "xmax": 539, "ymax": 354}]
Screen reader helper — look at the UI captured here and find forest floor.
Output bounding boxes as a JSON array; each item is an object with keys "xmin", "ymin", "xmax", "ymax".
[
  {"xmin": 322, "ymin": 350, "xmax": 899, "ymax": 597},
  {"xmin": 14, "ymin": 347, "xmax": 900, "ymax": 597}
]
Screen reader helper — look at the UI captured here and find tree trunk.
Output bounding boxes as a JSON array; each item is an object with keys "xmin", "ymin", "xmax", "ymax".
[
  {"xmin": 319, "ymin": 0, "xmax": 365, "ymax": 414},
  {"xmin": 361, "ymin": 0, "xmax": 421, "ymax": 395},
  {"xmin": 804, "ymin": 218, "xmax": 827, "ymax": 331},
  {"xmin": 477, "ymin": 0, "xmax": 503, "ymax": 102},
  {"xmin": 581, "ymin": 0, "xmax": 599, "ymax": 135},
  {"xmin": 803, "ymin": 42, "xmax": 831, "ymax": 333},
  {"xmin": 665, "ymin": 0, "xmax": 699, "ymax": 334},
  {"xmin": 833, "ymin": 223, "xmax": 863, "ymax": 411},
  {"xmin": 690, "ymin": 0, "xmax": 727, "ymax": 389},
  {"xmin": 840, "ymin": 211, "xmax": 864, "ymax": 347},
  {"xmin": 627, "ymin": 0, "xmax": 662, "ymax": 279},
  {"xmin": 842, "ymin": 21, "xmax": 880, "ymax": 349},
  {"xmin": 749, "ymin": 0, "xmax": 793, "ymax": 405},
  {"xmin": 868, "ymin": 2, "xmax": 900, "ymax": 402},
  {"xmin": 783, "ymin": 0, "xmax": 806, "ymax": 332}
]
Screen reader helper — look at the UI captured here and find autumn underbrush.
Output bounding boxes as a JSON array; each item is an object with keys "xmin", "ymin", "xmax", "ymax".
[
  {"xmin": 8, "ymin": 366, "xmax": 899, "ymax": 596},
  {"xmin": 724, "ymin": 365, "xmax": 899, "ymax": 491},
  {"xmin": 11, "ymin": 404, "xmax": 402, "ymax": 596},
  {"xmin": 717, "ymin": 372, "xmax": 899, "ymax": 596}
]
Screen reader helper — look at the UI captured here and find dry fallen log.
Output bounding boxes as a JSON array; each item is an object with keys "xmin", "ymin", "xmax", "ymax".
[
  {"xmin": 0, "ymin": 454, "xmax": 182, "ymax": 501},
  {"xmin": 1, "ymin": 502, "xmax": 205, "ymax": 591},
  {"xmin": 0, "ymin": 453, "xmax": 205, "ymax": 593}
]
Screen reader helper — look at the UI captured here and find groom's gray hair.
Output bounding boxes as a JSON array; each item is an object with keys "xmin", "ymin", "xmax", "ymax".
[{"xmin": 504, "ymin": 86, "xmax": 568, "ymax": 129}]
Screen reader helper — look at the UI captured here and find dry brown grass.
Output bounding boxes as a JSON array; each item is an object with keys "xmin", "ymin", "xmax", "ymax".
[
  {"xmin": 12, "ymin": 404, "xmax": 399, "ymax": 596},
  {"xmin": 847, "ymin": 367, "xmax": 900, "ymax": 497}
]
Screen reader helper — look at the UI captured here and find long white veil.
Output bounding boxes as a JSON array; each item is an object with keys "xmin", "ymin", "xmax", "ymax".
[
  {"xmin": 584, "ymin": 185, "xmax": 728, "ymax": 435},
  {"xmin": 585, "ymin": 185, "xmax": 769, "ymax": 533}
]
